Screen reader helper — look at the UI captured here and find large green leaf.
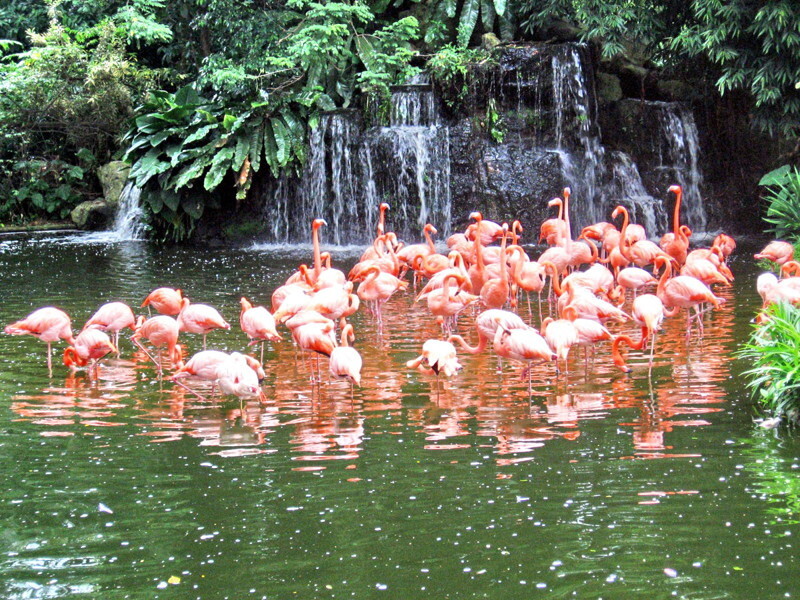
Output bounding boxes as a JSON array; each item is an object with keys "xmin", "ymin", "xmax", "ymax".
[
  {"xmin": 272, "ymin": 118, "xmax": 289, "ymax": 165},
  {"xmin": 481, "ymin": 0, "xmax": 496, "ymax": 31},
  {"xmin": 457, "ymin": 0, "xmax": 480, "ymax": 47},
  {"xmin": 130, "ymin": 148, "xmax": 171, "ymax": 186},
  {"xmin": 263, "ymin": 120, "xmax": 279, "ymax": 176},
  {"xmin": 181, "ymin": 197, "xmax": 204, "ymax": 220},
  {"xmin": 760, "ymin": 165, "xmax": 792, "ymax": 186},
  {"xmin": 355, "ymin": 35, "xmax": 378, "ymax": 70},
  {"xmin": 183, "ymin": 124, "xmax": 216, "ymax": 146},
  {"xmin": 493, "ymin": 0, "xmax": 506, "ymax": 17},
  {"xmin": 172, "ymin": 155, "xmax": 215, "ymax": 190},
  {"xmin": 174, "ymin": 85, "xmax": 201, "ymax": 107},
  {"xmin": 249, "ymin": 125, "xmax": 264, "ymax": 173},
  {"xmin": 203, "ymin": 147, "xmax": 235, "ymax": 190},
  {"xmin": 232, "ymin": 134, "xmax": 251, "ymax": 172}
]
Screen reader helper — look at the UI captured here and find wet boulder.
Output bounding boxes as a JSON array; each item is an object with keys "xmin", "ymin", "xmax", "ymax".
[{"xmin": 71, "ymin": 199, "xmax": 113, "ymax": 230}]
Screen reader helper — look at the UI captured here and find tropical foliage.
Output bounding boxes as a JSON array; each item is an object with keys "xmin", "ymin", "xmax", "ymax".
[
  {"xmin": 1, "ymin": 0, "xmax": 799, "ymax": 237},
  {"xmin": 739, "ymin": 302, "xmax": 800, "ymax": 424},
  {"xmin": 760, "ymin": 165, "xmax": 800, "ymax": 242}
]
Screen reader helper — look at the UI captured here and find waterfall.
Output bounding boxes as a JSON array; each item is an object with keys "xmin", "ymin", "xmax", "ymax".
[
  {"xmin": 654, "ymin": 103, "xmax": 706, "ymax": 230},
  {"xmin": 112, "ymin": 183, "xmax": 146, "ymax": 240},
  {"xmin": 551, "ymin": 45, "xmax": 607, "ymax": 230},
  {"xmin": 289, "ymin": 80, "xmax": 451, "ymax": 245},
  {"xmin": 254, "ymin": 42, "xmax": 707, "ymax": 244}
]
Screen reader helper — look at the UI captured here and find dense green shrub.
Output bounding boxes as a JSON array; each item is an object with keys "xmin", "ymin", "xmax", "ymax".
[
  {"xmin": 760, "ymin": 165, "xmax": 800, "ymax": 242},
  {"xmin": 0, "ymin": 4, "xmax": 157, "ymax": 222},
  {"xmin": 739, "ymin": 302, "xmax": 800, "ymax": 424}
]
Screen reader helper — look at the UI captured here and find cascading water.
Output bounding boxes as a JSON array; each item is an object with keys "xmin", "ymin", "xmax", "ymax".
[
  {"xmin": 654, "ymin": 102, "xmax": 706, "ymax": 230},
  {"xmin": 256, "ymin": 42, "xmax": 707, "ymax": 244},
  {"xmin": 283, "ymin": 77, "xmax": 451, "ymax": 245},
  {"xmin": 112, "ymin": 183, "xmax": 146, "ymax": 240}
]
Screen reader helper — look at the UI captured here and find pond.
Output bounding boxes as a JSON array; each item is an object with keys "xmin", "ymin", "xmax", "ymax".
[{"xmin": 0, "ymin": 231, "xmax": 798, "ymax": 599}]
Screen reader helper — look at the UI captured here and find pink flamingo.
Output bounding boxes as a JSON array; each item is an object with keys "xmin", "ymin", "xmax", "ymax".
[
  {"xmin": 141, "ymin": 287, "xmax": 183, "ymax": 316},
  {"xmin": 131, "ymin": 315, "xmax": 183, "ymax": 379},
  {"xmin": 329, "ymin": 323, "xmax": 363, "ymax": 390},
  {"xmin": 82, "ymin": 301, "xmax": 136, "ymax": 354},
  {"xmin": 177, "ymin": 298, "xmax": 231, "ymax": 350},
  {"xmin": 239, "ymin": 297, "xmax": 281, "ymax": 363},
  {"xmin": 5, "ymin": 306, "xmax": 75, "ymax": 377},
  {"xmin": 63, "ymin": 328, "xmax": 117, "ymax": 379},
  {"xmin": 754, "ymin": 241, "xmax": 795, "ymax": 266}
]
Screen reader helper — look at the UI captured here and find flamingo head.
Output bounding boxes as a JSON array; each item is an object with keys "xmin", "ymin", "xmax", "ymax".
[
  {"xmin": 469, "ymin": 211, "xmax": 483, "ymax": 222},
  {"xmin": 668, "ymin": 184, "xmax": 682, "ymax": 196},
  {"xmin": 380, "ymin": 202, "xmax": 390, "ymax": 212},
  {"xmin": 424, "ymin": 223, "xmax": 437, "ymax": 235},
  {"xmin": 547, "ymin": 198, "xmax": 562, "ymax": 209},
  {"xmin": 563, "ymin": 187, "xmax": 571, "ymax": 199},
  {"xmin": 312, "ymin": 219, "xmax": 327, "ymax": 229},
  {"xmin": 611, "ymin": 205, "xmax": 627, "ymax": 221},
  {"xmin": 63, "ymin": 346, "xmax": 87, "ymax": 368}
]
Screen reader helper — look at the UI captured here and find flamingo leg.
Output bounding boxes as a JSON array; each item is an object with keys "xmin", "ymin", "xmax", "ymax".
[
  {"xmin": 172, "ymin": 378, "xmax": 210, "ymax": 401},
  {"xmin": 260, "ymin": 341, "xmax": 265, "ymax": 366},
  {"xmin": 46, "ymin": 342, "xmax": 53, "ymax": 378}
]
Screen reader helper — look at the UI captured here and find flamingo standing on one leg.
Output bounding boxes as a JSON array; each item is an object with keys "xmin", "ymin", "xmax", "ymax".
[{"xmin": 4, "ymin": 306, "xmax": 76, "ymax": 377}]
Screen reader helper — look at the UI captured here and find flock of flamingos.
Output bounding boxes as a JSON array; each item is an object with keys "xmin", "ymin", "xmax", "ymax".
[{"xmin": 4, "ymin": 184, "xmax": 799, "ymax": 399}]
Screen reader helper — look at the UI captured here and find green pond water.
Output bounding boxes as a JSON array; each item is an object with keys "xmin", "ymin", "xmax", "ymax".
[{"xmin": 0, "ymin": 231, "xmax": 798, "ymax": 599}]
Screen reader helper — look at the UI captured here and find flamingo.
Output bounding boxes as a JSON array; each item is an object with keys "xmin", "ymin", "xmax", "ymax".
[
  {"xmin": 479, "ymin": 223, "xmax": 511, "ymax": 309},
  {"xmin": 612, "ymin": 334, "xmax": 646, "ymax": 373},
  {"xmin": 659, "ymin": 185, "xmax": 690, "ymax": 265},
  {"xmin": 492, "ymin": 324, "xmax": 556, "ymax": 388},
  {"xmin": 754, "ymin": 241, "xmax": 795, "ymax": 266},
  {"xmin": 356, "ymin": 265, "xmax": 409, "ymax": 328},
  {"xmin": 172, "ymin": 349, "xmax": 229, "ymax": 396},
  {"xmin": 131, "ymin": 315, "xmax": 183, "ymax": 379},
  {"xmin": 216, "ymin": 352, "xmax": 264, "ymax": 402},
  {"xmin": 177, "ymin": 298, "xmax": 231, "ymax": 349},
  {"xmin": 713, "ymin": 233, "xmax": 736, "ymax": 260},
  {"xmin": 617, "ymin": 267, "xmax": 657, "ymax": 298},
  {"xmin": 508, "ymin": 245, "xmax": 546, "ymax": 320},
  {"xmin": 540, "ymin": 313, "xmax": 579, "ymax": 378},
  {"xmin": 448, "ymin": 309, "xmax": 529, "ymax": 355},
  {"xmin": 4, "ymin": 306, "xmax": 75, "ymax": 377},
  {"xmin": 329, "ymin": 323, "xmax": 363, "ymax": 389},
  {"xmin": 612, "ymin": 205, "xmax": 670, "ymax": 270},
  {"xmin": 540, "ymin": 197, "xmax": 567, "ymax": 246},
  {"xmin": 63, "ymin": 328, "xmax": 118, "ymax": 379},
  {"xmin": 141, "ymin": 287, "xmax": 183, "ymax": 316},
  {"xmin": 561, "ymin": 305, "xmax": 612, "ymax": 371},
  {"xmin": 239, "ymin": 297, "xmax": 281, "ymax": 364},
  {"xmin": 406, "ymin": 339, "xmax": 461, "ymax": 396},
  {"xmin": 631, "ymin": 293, "xmax": 666, "ymax": 368},
  {"xmin": 82, "ymin": 301, "xmax": 136, "ymax": 353},
  {"xmin": 654, "ymin": 256, "xmax": 725, "ymax": 340},
  {"xmin": 292, "ymin": 318, "xmax": 337, "ymax": 382},
  {"xmin": 423, "ymin": 273, "xmax": 479, "ymax": 334},
  {"xmin": 396, "ymin": 223, "xmax": 438, "ymax": 276}
]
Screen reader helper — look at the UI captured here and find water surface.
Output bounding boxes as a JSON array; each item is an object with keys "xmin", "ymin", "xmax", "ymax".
[{"xmin": 1, "ymin": 232, "xmax": 798, "ymax": 599}]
